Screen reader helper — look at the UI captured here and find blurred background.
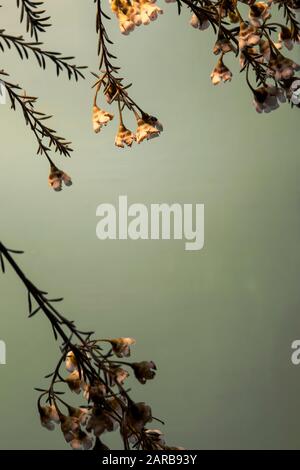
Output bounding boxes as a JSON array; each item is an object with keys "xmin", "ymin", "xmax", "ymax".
[{"xmin": 0, "ymin": 0, "xmax": 300, "ymax": 450}]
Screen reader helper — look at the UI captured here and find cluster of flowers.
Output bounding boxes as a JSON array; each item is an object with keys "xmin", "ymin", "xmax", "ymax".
[
  {"xmin": 38, "ymin": 337, "xmax": 181, "ymax": 450},
  {"xmin": 110, "ymin": 0, "xmax": 172, "ymax": 35},
  {"xmin": 92, "ymin": 101, "xmax": 163, "ymax": 148},
  {"xmin": 0, "ymin": 243, "xmax": 182, "ymax": 451},
  {"xmin": 93, "ymin": 0, "xmax": 168, "ymax": 149},
  {"xmin": 93, "ymin": 1, "xmax": 299, "ymax": 154},
  {"xmin": 187, "ymin": 0, "xmax": 300, "ymax": 113}
]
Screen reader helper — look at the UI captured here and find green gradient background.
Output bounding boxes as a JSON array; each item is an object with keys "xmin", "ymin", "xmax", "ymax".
[{"xmin": 0, "ymin": 0, "xmax": 300, "ymax": 450}]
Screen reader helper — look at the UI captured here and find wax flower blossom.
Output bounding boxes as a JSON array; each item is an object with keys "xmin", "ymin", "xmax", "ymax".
[
  {"xmin": 69, "ymin": 430, "xmax": 94, "ymax": 450},
  {"xmin": 278, "ymin": 26, "xmax": 294, "ymax": 50},
  {"xmin": 249, "ymin": 2, "xmax": 271, "ymax": 27},
  {"xmin": 66, "ymin": 370, "xmax": 83, "ymax": 394},
  {"xmin": 190, "ymin": 12, "xmax": 210, "ymax": 31},
  {"xmin": 39, "ymin": 405, "xmax": 60, "ymax": 431},
  {"xmin": 253, "ymin": 85, "xmax": 286, "ymax": 113},
  {"xmin": 211, "ymin": 57, "xmax": 232, "ymax": 85},
  {"xmin": 110, "ymin": 0, "xmax": 163, "ymax": 35},
  {"xmin": 267, "ymin": 54, "xmax": 300, "ymax": 80},
  {"xmin": 109, "ymin": 337, "xmax": 136, "ymax": 357},
  {"xmin": 28, "ymin": 313, "xmax": 181, "ymax": 451},
  {"xmin": 140, "ymin": 0, "xmax": 163, "ymax": 25},
  {"xmin": 65, "ymin": 350, "xmax": 78, "ymax": 372},
  {"xmin": 287, "ymin": 79, "xmax": 300, "ymax": 105},
  {"xmin": 92, "ymin": 105, "xmax": 114, "ymax": 134},
  {"xmin": 91, "ymin": 0, "xmax": 300, "ymax": 152},
  {"xmin": 109, "ymin": 366, "xmax": 130, "ymax": 385},
  {"xmin": 135, "ymin": 117, "xmax": 161, "ymax": 143},
  {"xmin": 213, "ymin": 32, "xmax": 234, "ymax": 55},
  {"xmin": 48, "ymin": 164, "xmax": 72, "ymax": 192},
  {"xmin": 115, "ymin": 124, "xmax": 136, "ymax": 148},
  {"xmin": 2, "ymin": 0, "xmax": 300, "ymax": 193},
  {"xmin": 238, "ymin": 21, "xmax": 261, "ymax": 49}
]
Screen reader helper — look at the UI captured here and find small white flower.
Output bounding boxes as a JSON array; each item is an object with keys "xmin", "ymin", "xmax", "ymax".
[
  {"xmin": 268, "ymin": 55, "xmax": 300, "ymax": 81},
  {"xmin": 115, "ymin": 124, "xmax": 136, "ymax": 148},
  {"xmin": 65, "ymin": 350, "xmax": 77, "ymax": 372},
  {"xmin": 135, "ymin": 119, "xmax": 160, "ymax": 143},
  {"xmin": 253, "ymin": 85, "xmax": 285, "ymax": 114},
  {"xmin": 190, "ymin": 13, "xmax": 209, "ymax": 31},
  {"xmin": 70, "ymin": 431, "xmax": 94, "ymax": 450},
  {"xmin": 140, "ymin": 1, "xmax": 163, "ymax": 25},
  {"xmin": 108, "ymin": 337, "xmax": 136, "ymax": 357},
  {"xmin": 249, "ymin": 2, "xmax": 271, "ymax": 27},
  {"xmin": 39, "ymin": 405, "xmax": 60, "ymax": 431},
  {"xmin": 118, "ymin": 11, "xmax": 135, "ymax": 35},
  {"xmin": 239, "ymin": 22, "xmax": 261, "ymax": 49},
  {"xmin": 92, "ymin": 105, "xmax": 114, "ymax": 133},
  {"xmin": 290, "ymin": 79, "xmax": 300, "ymax": 105},
  {"xmin": 211, "ymin": 58, "xmax": 232, "ymax": 85},
  {"xmin": 48, "ymin": 166, "xmax": 72, "ymax": 192}
]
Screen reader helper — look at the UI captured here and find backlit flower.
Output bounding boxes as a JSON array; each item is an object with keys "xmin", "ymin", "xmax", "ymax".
[
  {"xmin": 253, "ymin": 85, "xmax": 286, "ymax": 113},
  {"xmin": 143, "ymin": 114, "xmax": 163, "ymax": 132},
  {"xmin": 210, "ymin": 58, "xmax": 232, "ymax": 85},
  {"xmin": 84, "ymin": 381, "xmax": 107, "ymax": 403},
  {"xmin": 48, "ymin": 165, "xmax": 72, "ymax": 192},
  {"xmin": 39, "ymin": 404, "xmax": 60, "ymax": 431},
  {"xmin": 259, "ymin": 39, "xmax": 271, "ymax": 62},
  {"xmin": 115, "ymin": 124, "xmax": 135, "ymax": 148},
  {"xmin": 65, "ymin": 350, "xmax": 77, "ymax": 372},
  {"xmin": 213, "ymin": 33, "xmax": 233, "ymax": 55},
  {"xmin": 68, "ymin": 406, "xmax": 91, "ymax": 425},
  {"xmin": 267, "ymin": 55, "xmax": 300, "ymax": 80},
  {"xmin": 136, "ymin": 118, "xmax": 160, "ymax": 143},
  {"xmin": 288, "ymin": 79, "xmax": 300, "ymax": 105},
  {"xmin": 60, "ymin": 415, "xmax": 80, "ymax": 443},
  {"xmin": 70, "ymin": 430, "xmax": 93, "ymax": 450},
  {"xmin": 118, "ymin": 11, "xmax": 135, "ymax": 35},
  {"xmin": 239, "ymin": 22, "xmax": 261, "ymax": 49},
  {"xmin": 92, "ymin": 105, "xmax": 114, "ymax": 133},
  {"xmin": 278, "ymin": 26, "xmax": 293, "ymax": 50},
  {"xmin": 130, "ymin": 2, "xmax": 142, "ymax": 26},
  {"xmin": 249, "ymin": 2, "xmax": 271, "ymax": 27},
  {"xmin": 109, "ymin": 337, "xmax": 136, "ymax": 357},
  {"xmin": 66, "ymin": 370, "xmax": 83, "ymax": 394},
  {"xmin": 140, "ymin": 1, "xmax": 163, "ymax": 26},
  {"xmin": 190, "ymin": 13, "xmax": 209, "ymax": 31},
  {"xmin": 109, "ymin": 366, "xmax": 130, "ymax": 386}
]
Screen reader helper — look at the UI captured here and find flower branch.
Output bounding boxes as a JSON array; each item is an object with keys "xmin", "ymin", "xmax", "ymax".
[
  {"xmin": 16, "ymin": 0, "xmax": 51, "ymax": 41},
  {"xmin": 0, "ymin": 241, "xmax": 182, "ymax": 451},
  {"xmin": 92, "ymin": 0, "xmax": 163, "ymax": 147},
  {"xmin": 92, "ymin": 0, "xmax": 300, "ymax": 121},
  {"xmin": 0, "ymin": 70, "xmax": 74, "ymax": 191},
  {"xmin": 0, "ymin": 29, "xmax": 87, "ymax": 80}
]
